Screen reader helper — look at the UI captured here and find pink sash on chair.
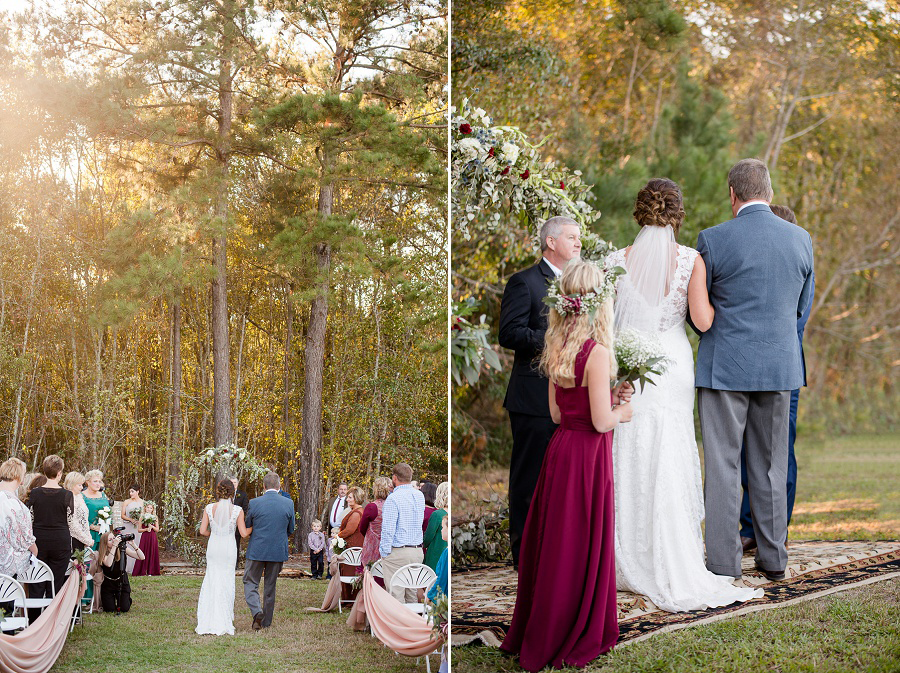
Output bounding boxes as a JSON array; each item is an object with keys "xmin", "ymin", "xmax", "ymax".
[{"xmin": 0, "ymin": 573, "xmax": 83, "ymax": 673}]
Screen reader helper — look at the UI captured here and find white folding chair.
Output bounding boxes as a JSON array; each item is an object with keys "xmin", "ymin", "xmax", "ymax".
[
  {"xmin": 337, "ymin": 547, "xmax": 363, "ymax": 614},
  {"xmin": 370, "ymin": 559, "xmax": 384, "ymax": 580},
  {"xmin": 388, "ymin": 563, "xmax": 437, "ymax": 615},
  {"xmin": 0, "ymin": 574, "xmax": 28, "ymax": 633},
  {"xmin": 14, "ymin": 558, "xmax": 55, "ymax": 615}
]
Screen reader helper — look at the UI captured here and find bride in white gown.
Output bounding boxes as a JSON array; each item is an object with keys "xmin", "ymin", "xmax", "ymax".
[
  {"xmin": 606, "ymin": 178, "xmax": 762, "ymax": 612},
  {"xmin": 196, "ymin": 479, "xmax": 250, "ymax": 635}
]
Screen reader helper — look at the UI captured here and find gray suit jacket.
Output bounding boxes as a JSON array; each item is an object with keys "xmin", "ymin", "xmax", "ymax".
[
  {"xmin": 245, "ymin": 490, "xmax": 295, "ymax": 562},
  {"xmin": 695, "ymin": 203, "xmax": 814, "ymax": 391}
]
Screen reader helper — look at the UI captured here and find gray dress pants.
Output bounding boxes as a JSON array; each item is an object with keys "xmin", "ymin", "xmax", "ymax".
[
  {"xmin": 243, "ymin": 559, "xmax": 283, "ymax": 627},
  {"xmin": 698, "ymin": 388, "xmax": 790, "ymax": 577}
]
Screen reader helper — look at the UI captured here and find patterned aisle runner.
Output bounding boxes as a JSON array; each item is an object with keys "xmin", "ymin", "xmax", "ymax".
[{"xmin": 451, "ymin": 540, "xmax": 900, "ymax": 646}]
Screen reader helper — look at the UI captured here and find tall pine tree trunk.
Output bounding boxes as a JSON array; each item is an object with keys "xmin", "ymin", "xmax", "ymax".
[
  {"xmin": 298, "ymin": 170, "xmax": 332, "ymax": 539},
  {"xmin": 211, "ymin": 36, "xmax": 234, "ymax": 453}
]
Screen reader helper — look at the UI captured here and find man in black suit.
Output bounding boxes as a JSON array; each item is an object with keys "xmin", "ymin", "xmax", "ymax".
[
  {"xmin": 231, "ymin": 477, "xmax": 250, "ymax": 555},
  {"xmin": 499, "ymin": 215, "xmax": 582, "ymax": 567}
]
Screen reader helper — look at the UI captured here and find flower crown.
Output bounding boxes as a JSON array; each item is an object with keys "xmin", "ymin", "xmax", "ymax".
[{"xmin": 542, "ymin": 264, "xmax": 625, "ymax": 317}]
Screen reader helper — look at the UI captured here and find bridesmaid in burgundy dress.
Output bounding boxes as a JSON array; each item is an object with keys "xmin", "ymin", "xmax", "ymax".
[{"xmin": 501, "ymin": 259, "xmax": 633, "ymax": 671}]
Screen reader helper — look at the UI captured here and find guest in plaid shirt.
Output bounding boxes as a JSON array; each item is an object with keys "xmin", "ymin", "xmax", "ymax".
[{"xmin": 379, "ymin": 463, "xmax": 426, "ymax": 602}]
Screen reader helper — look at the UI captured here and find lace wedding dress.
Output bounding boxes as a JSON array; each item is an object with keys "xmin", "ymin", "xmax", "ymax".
[
  {"xmin": 196, "ymin": 500, "xmax": 240, "ymax": 635},
  {"xmin": 606, "ymin": 227, "xmax": 762, "ymax": 612}
]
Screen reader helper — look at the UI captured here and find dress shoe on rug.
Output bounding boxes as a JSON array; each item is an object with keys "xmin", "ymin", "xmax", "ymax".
[
  {"xmin": 755, "ymin": 563, "xmax": 786, "ymax": 582},
  {"xmin": 741, "ymin": 536, "xmax": 757, "ymax": 553}
]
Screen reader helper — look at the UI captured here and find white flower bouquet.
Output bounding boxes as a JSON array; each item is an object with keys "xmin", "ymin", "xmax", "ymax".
[
  {"xmin": 614, "ymin": 329, "xmax": 670, "ymax": 392},
  {"xmin": 141, "ymin": 512, "xmax": 158, "ymax": 527},
  {"xmin": 96, "ymin": 505, "xmax": 112, "ymax": 534},
  {"xmin": 331, "ymin": 536, "xmax": 346, "ymax": 556}
]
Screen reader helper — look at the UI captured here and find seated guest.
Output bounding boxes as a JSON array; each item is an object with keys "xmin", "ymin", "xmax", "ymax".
[
  {"xmin": 0, "ymin": 457, "xmax": 38, "ymax": 578},
  {"xmin": 93, "ymin": 529, "xmax": 144, "ymax": 613},
  {"xmin": 379, "ymin": 463, "xmax": 425, "ymax": 603},
  {"xmin": 338, "ymin": 486, "xmax": 367, "ymax": 601},
  {"xmin": 65, "ymin": 471, "xmax": 94, "ymax": 551},
  {"xmin": 420, "ymin": 481, "xmax": 438, "ymax": 532},
  {"xmin": 423, "ymin": 481, "xmax": 448, "ymax": 572},
  {"xmin": 26, "ymin": 455, "xmax": 74, "ymax": 603}
]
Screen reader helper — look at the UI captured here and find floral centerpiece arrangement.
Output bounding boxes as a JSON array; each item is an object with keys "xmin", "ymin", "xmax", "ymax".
[
  {"xmin": 614, "ymin": 329, "xmax": 670, "ymax": 392},
  {"xmin": 451, "ymin": 97, "xmax": 601, "ymax": 253},
  {"xmin": 96, "ymin": 505, "xmax": 112, "ymax": 534}
]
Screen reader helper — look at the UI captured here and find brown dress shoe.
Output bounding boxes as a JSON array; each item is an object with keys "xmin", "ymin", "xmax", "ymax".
[
  {"xmin": 741, "ymin": 536, "xmax": 757, "ymax": 553},
  {"xmin": 252, "ymin": 613, "xmax": 263, "ymax": 630}
]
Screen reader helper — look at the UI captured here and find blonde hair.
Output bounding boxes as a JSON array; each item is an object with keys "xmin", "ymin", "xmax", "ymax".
[
  {"xmin": 435, "ymin": 481, "xmax": 449, "ymax": 509},
  {"xmin": 540, "ymin": 259, "xmax": 616, "ymax": 381},
  {"xmin": 0, "ymin": 457, "xmax": 26, "ymax": 483},
  {"xmin": 373, "ymin": 476, "xmax": 392, "ymax": 501},
  {"xmin": 85, "ymin": 469, "xmax": 103, "ymax": 483},
  {"xmin": 64, "ymin": 471, "xmax": 86, "ymax": 490}
]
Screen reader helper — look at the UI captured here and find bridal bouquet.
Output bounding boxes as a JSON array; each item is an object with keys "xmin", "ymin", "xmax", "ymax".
[
  {"xmin": 96, "ymin": 505, "xmax": 112, "ymax": 534},
  {"xmin": 126, "ymin": 505, "xmax": 143, "ymax": 521},
  {"xmin": 614, "ymin": 329, "xmax": 670, "ymax": 392},
  {"xmin": 331, "ymin": 536, "xmax": 346, "ymax": 556}
]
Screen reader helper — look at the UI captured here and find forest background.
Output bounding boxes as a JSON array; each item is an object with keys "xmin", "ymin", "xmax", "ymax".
[
  {"xmin": 0, "ymin": 0, "xmax": 448, "ymax": 548},
  {"xmin": 452, "ymin": 0, "xmax": 898, "ymax": 470}
]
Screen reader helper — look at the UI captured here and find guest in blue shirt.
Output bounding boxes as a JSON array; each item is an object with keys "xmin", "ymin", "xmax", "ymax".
[{"xmin": 379, "ymin": 463, "xmax": 425, "ymax": 602}]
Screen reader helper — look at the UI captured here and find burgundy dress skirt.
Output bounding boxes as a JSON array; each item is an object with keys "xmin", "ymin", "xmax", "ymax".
[
  {"xmin": 501, "ymin": 339, "xmax": 619, "ymax": 670},
  {"xmin": 133, "ymin": 529, "xmax": 160, "ymax": 576}
]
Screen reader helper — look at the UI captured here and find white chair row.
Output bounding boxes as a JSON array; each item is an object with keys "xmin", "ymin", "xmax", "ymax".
[{"xmin": 0, "ymin": 558, "xmax": 58, "ymax": 633}]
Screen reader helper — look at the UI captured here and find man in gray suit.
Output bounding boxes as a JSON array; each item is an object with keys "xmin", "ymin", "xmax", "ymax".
[
  {"xmin": 695, "ymin": 159, "xmax": 814, "ymax": 582},
  {"xmin": 243, "ymin": 471, "xmax": 295, "ymax": 629}
]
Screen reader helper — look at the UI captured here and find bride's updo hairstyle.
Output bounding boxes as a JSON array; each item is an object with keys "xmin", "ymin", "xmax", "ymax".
[
  {"xmin": 216, "ymin": 479, "xmax": 235, "ymax": 500},
  {"xmin": 633, "ymin": 178, "xmax": 685, "ymax": 236},
  {"xmin": 540, "ymin": 259, "xmax": 617, "ymax": 383}
]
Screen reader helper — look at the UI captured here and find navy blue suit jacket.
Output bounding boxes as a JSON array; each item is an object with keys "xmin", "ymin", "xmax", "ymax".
[
  {"xmin": 695, "ymin": 203, "xmax": 814, "ymax": 391},
  {"xmin": 245, "ymin": 490, "xmax": 295, "ymax": 562}
]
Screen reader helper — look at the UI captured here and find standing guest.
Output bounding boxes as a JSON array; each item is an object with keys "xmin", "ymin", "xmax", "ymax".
[
  {"xmin": 0, "ymin": 457, "xmax": 38, "ymax": 578},
  {"xmin": 322, "ymin": 482, "xmax": 348, "ymax": 579},
  {"xmin": 420, "ymin": 481, "xmax": 438, "ymax": 532},
  {"xmin": 423, "ymin": 482, "xmax": 448, "ymax": 572},
  {"xmin": 231, "ymin": 477, "xmax": 250, "ymax": 556},
  {"xmin": 26, "ymin": 455, "xmax": 75, "ymax": 607},
  {"xmin": 739, "ymin": 204, "xmax": 815, "ymax": 554},
  {"xmin": 379, "ymin": 463, "xmax": 426, "ymax": 603},
  {"xmin": 360, "ymin": 476, "xmax": 393, "ymax": 567},
  {"xmin": 501, "ymin": 259, "xmax": 630, "ymax": 670},
  {"xmin": 499, "ymin": 215, "xmax": 582, "ymax": 568},
  {"xmin": 323, "ymin": 482, "xmax": 349, "ymax": 540},
  {"xmin": 426, "ymin": 516, "xmax": 449, "ymax": 604},
  {"xmin": 83, "ymin": 470, "xmax": 110, "ymax": 550},
  {"xmin": 65, "ymin": 471, "xmax": 94, "ymax": 551},
  {"xmin": 119, "ymin": 484, "xmax": 144, "ymax": 573},
  {"xmin": 133, "ymin": 501, "xmax": 161, "ymax": 576},
  {"xmin": 338, "ymin": 486, "xmax": 366, "ymax": 601},
  {"xmin": 93, "ymin": 529, "xmax": 144, "ymax": 613},
  {"xmin": 24, "ymin": 474, "xmax": 46, "ymax": 503},
  {"xmin": 308, "ymin": 519, "xmax": 326, "ymax": 580}
]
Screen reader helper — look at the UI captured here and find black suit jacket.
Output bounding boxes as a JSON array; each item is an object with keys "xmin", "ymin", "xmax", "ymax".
[
  {"xmin": 499, "ymin": 259, "xmax": 556, "ymax": 416},
  {"xmin": 234, "ymin": 489, "xmax": 250, "ymax": 513}
]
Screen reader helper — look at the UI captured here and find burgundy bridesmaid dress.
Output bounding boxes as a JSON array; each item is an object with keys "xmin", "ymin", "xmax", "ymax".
[
  {"xmin": 500, "ymin": 339, "xmax": 619, "ymax": 670},
  {"xmin": 133, "ymin": 528, "xmax": 161, "ymax": 576}
]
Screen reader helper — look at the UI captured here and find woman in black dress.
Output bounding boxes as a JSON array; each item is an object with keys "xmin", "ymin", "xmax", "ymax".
[{"xmin": 26, "ymin": 455, "xmax": 75, "ymax": 601}]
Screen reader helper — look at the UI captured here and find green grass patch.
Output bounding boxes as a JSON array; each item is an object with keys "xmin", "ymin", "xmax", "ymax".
[
  {"xmin": 57, "ymin": 576, "xmax": 423, "ymax": 673},
  {"xmin": 452, "ymin": 577, "xmax": 900, "ymax": 672}
]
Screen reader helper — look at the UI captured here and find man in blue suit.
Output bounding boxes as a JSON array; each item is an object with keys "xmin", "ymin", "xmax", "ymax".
[
  {"xmin": 243, "ymin": 471, "xmax": 295, "ymax": 629},
  {"xmin": 694, "ymin": 159, "xmax": 814, "ymax": 582},
  {"xmin": 739, "ymin": 205, "xmax": 815, "ymax": 554}
]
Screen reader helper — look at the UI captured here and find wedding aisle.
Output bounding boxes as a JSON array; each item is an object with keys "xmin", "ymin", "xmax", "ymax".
[
  {"xmin": 51, "ymin": 575, "xmax": 424, "ymax": 673},
  {"xmin": 452, "ymin": 540, "xmax": 900, "ymax": 647}
]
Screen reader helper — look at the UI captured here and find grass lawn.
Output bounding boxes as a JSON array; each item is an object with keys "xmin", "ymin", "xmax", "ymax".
[
  {"xmin": 452, "ymin": 577, "xmax": 900, "ymax": 672},
  {"xmin": 57, "ymin": 576, "xmax": 424, "ymax": 673},
  {"xmin": 453, "ymin": 433, "xmax": 900, "ymax": 540}
]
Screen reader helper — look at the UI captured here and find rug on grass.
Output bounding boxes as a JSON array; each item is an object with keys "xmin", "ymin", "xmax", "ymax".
[{"xmin": 451, "ymin": 540, "xmax": 900, "ymax": 647}]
